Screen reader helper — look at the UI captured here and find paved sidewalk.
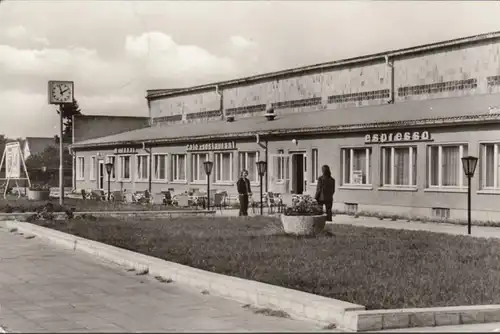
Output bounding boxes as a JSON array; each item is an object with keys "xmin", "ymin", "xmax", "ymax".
[
  {"xmin": 0, "ymin": 227, "xmax": 328, "ymax": 333},
  {"xmin": 331, "ymin": 214, "xmax": 500, "ymax": 239}
]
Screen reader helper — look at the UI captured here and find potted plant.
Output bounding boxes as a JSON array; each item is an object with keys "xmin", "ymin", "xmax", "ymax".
[
  {"xmin": 27, "ymin": 184, "xmax": 51, "ymax": 201},
  {"xmin": 281, "ymin": 194, "xmax": 325, "ymax": 236}
]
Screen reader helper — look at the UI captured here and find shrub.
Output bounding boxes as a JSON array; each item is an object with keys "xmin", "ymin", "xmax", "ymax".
[{"xmin": 284, "ymin": 195, "xmax": 323, "ymax": 216}]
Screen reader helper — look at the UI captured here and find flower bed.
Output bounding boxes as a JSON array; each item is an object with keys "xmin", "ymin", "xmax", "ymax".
[{"xmin": 31, "ymin": 216, "xmax": 500, "ymax": 310}]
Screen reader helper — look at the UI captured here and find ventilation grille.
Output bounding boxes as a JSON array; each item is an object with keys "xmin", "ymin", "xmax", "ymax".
[
  {"xmin": 328, "ymin": 89, "xmax": 390, "ymax": 104},
  {"xmin": 398, "ymin": 78, "xmax": 477, "ymax": 97},
  {"xmin": 226, "ymin": 104, "xmax": 266, "ymax": 116},
  {"xmin": 345, "ymin": 203, "xmax": 359, "ymax": 214},
  {"xmin": 431, "ymin": 207, "xmax": 450, "ymax": 219}
]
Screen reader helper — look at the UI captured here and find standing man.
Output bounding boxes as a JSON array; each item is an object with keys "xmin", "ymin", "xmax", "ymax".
[
  {"xmin": 315, "ymin": 165, "xmax": 335, "ymax": 221},
  {"xmin": 237, "ymin": 169, "xmax": 252, "ymax": 216}
]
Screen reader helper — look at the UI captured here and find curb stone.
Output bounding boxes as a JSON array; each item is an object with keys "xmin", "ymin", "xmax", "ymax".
[{"xmin": 6, "ymin": 220, "xmax": 500, "ymax": 332}]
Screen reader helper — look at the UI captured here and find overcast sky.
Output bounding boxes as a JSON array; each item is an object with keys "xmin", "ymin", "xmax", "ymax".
[{"xmin": 0, "ymin": 1, "xmax": 499, "ymax": 138}]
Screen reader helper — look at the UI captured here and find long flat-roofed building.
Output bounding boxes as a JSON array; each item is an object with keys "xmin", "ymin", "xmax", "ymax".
[{"xmin": 71, "ymin": 31, "xmax": 500, "ymax": 220}]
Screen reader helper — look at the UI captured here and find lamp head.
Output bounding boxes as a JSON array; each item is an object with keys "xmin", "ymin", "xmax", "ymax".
[
  {"xmin": 105, "ymin": 162, "xmax": 114, "ymax": 175},
  {"xmin": 256, "ymin": 160, "xmax": 267, "ymax": 176},
  {"xmin": 461, "ymin": 156, "xmax": 478, "ymax": 178},
  {"xmin": 203, "ymin": 161, "xmax": 213, "ymax": 175}
]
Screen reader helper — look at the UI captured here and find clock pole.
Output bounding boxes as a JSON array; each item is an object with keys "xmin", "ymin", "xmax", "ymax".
[{"xmin": 59, "ymin": 103, "xmax": 64, "ymax": 206}]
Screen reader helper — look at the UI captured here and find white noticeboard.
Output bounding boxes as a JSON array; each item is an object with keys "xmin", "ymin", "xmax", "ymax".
[{"xmin": 5, "ymin": 142, "xmax": 21, "ymax": 179}]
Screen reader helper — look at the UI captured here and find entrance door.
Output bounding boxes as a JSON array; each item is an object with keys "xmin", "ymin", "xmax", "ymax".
[
  {"xmin": 291, "ymin": 153, "xmax": 306, "ymax": 194},
  {"xmin": 98, "ymin": 161, "xmax": 104, "ymax": 190}
]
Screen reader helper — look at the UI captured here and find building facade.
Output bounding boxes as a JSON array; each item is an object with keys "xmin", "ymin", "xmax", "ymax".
[{"xmin": 71, "ymin": 31, "xmax": 500, "ymax": 220}]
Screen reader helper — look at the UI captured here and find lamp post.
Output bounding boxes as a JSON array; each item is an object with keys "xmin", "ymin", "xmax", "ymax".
[
  {"xmin": 105, "ymin": 162, "xmax": 114, "ymax": 201},
  {"xmin": 203, "ymin": 161, "xmax": 213, "ymax": 210},
  {"xmin": 461, "ymin": 156, "xmax": 478, "ymax": 235},
  {"xmin": 256, "ymin": 161, "xmax": 267, "ymax": 215}
]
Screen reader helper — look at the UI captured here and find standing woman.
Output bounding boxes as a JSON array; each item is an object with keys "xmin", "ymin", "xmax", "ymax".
[
  {"xmin": 315, "ymin": 165, "xmax": 335, "ymax": 221},
  {"xmin": 237, "ymin": 169, "xmax": 252, "ymax": 216}
]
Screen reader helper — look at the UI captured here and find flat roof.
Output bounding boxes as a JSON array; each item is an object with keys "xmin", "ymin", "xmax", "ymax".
[
  {"xmin": 146, "ymin": 31, "xmax": 500, "ymax": 100},
  {"xmin": 71, "ymin": 93, "xmax": 500, "ymax": 150}
]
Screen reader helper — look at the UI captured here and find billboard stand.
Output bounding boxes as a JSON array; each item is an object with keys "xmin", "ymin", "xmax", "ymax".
[{"xmin": 0, "ymin": 142, "xmax": 31, "ymax": 199}]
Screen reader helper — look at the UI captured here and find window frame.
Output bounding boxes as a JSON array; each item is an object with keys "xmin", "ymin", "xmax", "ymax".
[
  {"xmin": 276, "ymin": 149, "xmax": 286, "ymax": 183},
  {"xmin": 311, "ymin": 148, "xmax": 319, "ymax": 185},
  {"xmin": 105, "ymin": 155, "xmax": 116, "ymax": 181},
  {"xmin": 152, "ymin": 153, "xmax": 168, "ymax": 183},
  {"xmin": 426, "ymin": 143, "xmax": 467, "ymax": 190},
  {"xmin": 341, "ymin": 147, "xmax": 372, "ymax": 187},
  {"xmin": 171, "ymin": 153, "xmax": 187, "ymax": 183},
  {"xmin": 135, "ymin": 154, "xmax": 150, "ymax": 182},
  {"xmin": 238, "ymin": 151, "xmax": 260, "ymax": 184},
  {"xmin": 76, "ymin": 156, "xmax": 85, "ymax": 181},
  {"xmin": 118, "ymin": 154, "xmax": 132, "ymax": 182},
  {"xmin": 214, "ymin": 151, "xmax": 234, "ymax": 184},
  {"xmin": 191, "ymin": 153, "xmax": 209, "ymax": 183},
  {"xmin": 89, "ymin": 156, "xmax": 96, "ymax": 181},
  {"xmin": 380, "ymin": 145, "xmax": 418, "ymax": 190}
]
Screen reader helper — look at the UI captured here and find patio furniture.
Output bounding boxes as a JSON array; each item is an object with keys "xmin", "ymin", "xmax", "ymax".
[
  {"xmin": 268, "ymin": 192, "xmax": 284, "ymax": 214},
  {"xmin": 110, "ymin": 191, "xmax": 125, "ymax": 202},
  {"xmin": 175, "ymin": 194, "xmax": 190, "ymax": 207},
  {"xmin": 213, "ymin": 192, "xmax": 226, "ymax": 212},
  {"xmin": 151, "ymin": 193, "xmax": 166, "ymax": 206},
  {"xmin": 124, "ymin": 192, "xmax": 136, "ymax": 203},
  {"xmin": 90, "ymin": 190, "xmax": 105, "ymax": 201}
]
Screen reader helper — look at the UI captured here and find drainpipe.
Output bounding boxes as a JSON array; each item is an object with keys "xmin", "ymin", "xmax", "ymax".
[
  {"xmin": 215, "ymin": 85, "xmax": 224, "ymax": 120},
  {"xmin": 385, "ymin": 55, "xmax": 395, "ymax": 104}
]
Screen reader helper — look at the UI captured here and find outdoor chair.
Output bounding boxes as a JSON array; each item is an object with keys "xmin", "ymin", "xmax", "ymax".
[
  {"xmin": 176, "ymin": 194, "xmax": 190, "ymax": 208},
  {"xmin": 124, "ymin": 192, "xmax": 136, "ymax": 203},
  {"xmin": 151, "ymin": 193, "xmax": 166, "ymax": 206},
  {"xmin": 213, "ymin": 193, "xmax": 226, "ymax": 212},
  {"xmin": 163, "ymin": 190, "xmax": 173, "ymax": 206},
  {"xmin": 268, "ymin": 192, "xmax": 284, "ymax": 214},
  {"xmin": 90, "ymin": 190, "xmax": 105, "ymax": 201},
  {"xmin": 110, "ymin": 191, "xmax": 125, "ymax": 202}
]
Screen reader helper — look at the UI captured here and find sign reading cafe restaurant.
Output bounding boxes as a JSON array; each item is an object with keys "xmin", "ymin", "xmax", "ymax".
[
  {"xmin": 186, "ymin": 141, "xmax": 236, "ymax": 152},
  {"xmin": 365, "ymin": 130, "xmax": 431, "ymax": 144}
]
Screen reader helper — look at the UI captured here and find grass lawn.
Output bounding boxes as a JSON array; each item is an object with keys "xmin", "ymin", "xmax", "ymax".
[
  {"xmin": 0, "ymin": 197, "xmax": 188, "ymax": 213},
  {"xmin": 31, "ymin": 216, "xmax": 500, "ymax": 310}
]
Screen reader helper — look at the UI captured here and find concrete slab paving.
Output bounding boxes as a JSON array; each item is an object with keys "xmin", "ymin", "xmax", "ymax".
[{"xmin": 0, "ymin": 226, "xmax": 332, "ymax": 333}]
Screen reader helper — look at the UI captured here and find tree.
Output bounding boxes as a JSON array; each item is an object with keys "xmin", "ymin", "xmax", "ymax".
[
  {"xmin": 57, "ymin": 99, "xmax": 82, "ymax": 144},
  {"xmin": 25, "ymin": 146, "xmax": 72, "ymax": 186}
]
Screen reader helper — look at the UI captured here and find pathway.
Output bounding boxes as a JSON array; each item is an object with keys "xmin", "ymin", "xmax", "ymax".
[{"xmin": 0, "ymin": 226, "xmax": 329, "ymax": 333}]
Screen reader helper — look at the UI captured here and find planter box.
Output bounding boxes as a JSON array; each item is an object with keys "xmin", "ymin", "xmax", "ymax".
[
  {"xmin": 27, "ymin": 189, "xmax": 50, "ymax": 201},
  {"xmin": 281, "ymin": 214, "xmax": 326, "ymax": 236}
]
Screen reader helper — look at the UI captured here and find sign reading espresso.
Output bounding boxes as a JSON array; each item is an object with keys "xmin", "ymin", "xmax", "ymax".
[
  {"xmin": 365, "ymin": 131, "xmax": 431, "ymax": 144},
  {"xmin": 114, "ymin": 147, "xmax": 137, "ymax": 154},
  {"xmin": 186, "ymin": 141, "xmax": 236, "ymax": 151}
]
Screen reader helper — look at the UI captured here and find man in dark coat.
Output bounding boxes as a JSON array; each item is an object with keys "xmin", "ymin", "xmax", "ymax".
[
  {"xmin": 237, "ymin": 169, "xmax": 252, "ymax": 216},
  {"xmin": 315, "ymin": 165, "xmax": 335, "ymax": 221}
]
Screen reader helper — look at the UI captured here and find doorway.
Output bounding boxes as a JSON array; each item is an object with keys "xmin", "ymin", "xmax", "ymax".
[
  {"xmin": 98, "ymin": 160, "xmax": 104, "ymax": 190},
  {"xmin": 291, "ymin": 153, "xmax": 306, "ymax": 194}
]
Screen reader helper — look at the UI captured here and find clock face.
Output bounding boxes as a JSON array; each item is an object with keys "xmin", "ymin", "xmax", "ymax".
[{"xmin": 49, "ymin": 82, "xmax": 73, "ymax": 104}]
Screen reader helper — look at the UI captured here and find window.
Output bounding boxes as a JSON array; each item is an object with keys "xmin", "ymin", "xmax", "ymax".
[
  {"xmin": 118, "ymin": 155, "xmax": 131, "ymax": 181},
  {"xmin": 481, "ymin": 143, "xmax": 500, "ymax": 189},
  {"xmin": 214, "ymin": 152, "xmax": 233, "ymax": 182},
  {"xmin": 191, "ymin": 153, "xmax": 208, "ymax": 182},
  {"xmin": 277, "ymin": 149, "xmax": 286, "ymax": 181},
  {"xmin": 77, "ymin": 157, "xmax": 85, "ymax": 180},
  {"xmin": 342, "ymin": 148, "xmax": 371, "ymax": 185},
  {"xmin": 382, "ymin": 146, "xmax": 417, "ymax": 187},
  {"xmin": 90, "ymin": 156, "xmax": 96, "ymax": 180},
  {"xmin": 153, "ymin": 154, "xmax": 167, "ymax": 181},
  {"xmin": 136, "ymin": 155, "xmax": 149, "ymax": 181},
  {"xmin": 427, "ymin": 144, "xmax": 467, "ymax": 188},
  {"xmin": 171, "ymin": 154, "xmax": 186, "ymax": 181},
  {"xmin": 239, "ymin": 151, "xmax": 259, "ymax": 183},
  {"xmin": 311, "ymin": 149, "xmax": 319, "ymax": 184},
  {"xmin": 106, "ymin": 156, "xmax": 116, "ymax": 180}
]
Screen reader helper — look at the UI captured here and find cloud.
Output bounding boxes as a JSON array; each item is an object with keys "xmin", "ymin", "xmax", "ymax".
[
  {"xmin": 3, "ymin": 25, "xmax": 51, "ymax": 46},
  {"xmin": 125, "ymin": 31, "xmax": 237, "ymax": 85},
  {"xmin": 230, "ymin": 35, "xmax": 257, "ymax": 49}
]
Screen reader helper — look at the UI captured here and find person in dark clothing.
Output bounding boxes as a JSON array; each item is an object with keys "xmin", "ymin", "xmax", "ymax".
[
  {"xmin": 315, "ymin": 165, "xmax": 335, "ymax": 221},
  {"xmin": 237, "ymin": 169, "xmax": 252, "ymax": 216}
]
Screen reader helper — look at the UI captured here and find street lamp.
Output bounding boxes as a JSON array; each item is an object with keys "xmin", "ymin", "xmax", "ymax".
[
  {"xmin": 203, "ymin": 161, "xmax": 213, "ymax": 210},
  {"xmin": 256, "ymin": 161, "xmax": 267, "ymax": 215},
  {"xmin": 105, "ymin": 162, "xmax": 114, "ymax": 201},
  {"xmin": 461, "ymin": 156, "xmax": 478, "ymax": 235}
]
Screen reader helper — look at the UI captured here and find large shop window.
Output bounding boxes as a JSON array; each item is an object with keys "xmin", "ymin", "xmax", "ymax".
[
  {"xmin": 136, "ymin": 155, "xmax": 149, "ymax": 181},
  {"xmin": 153, "ymin": 154, "xmax": 167, "ymax": 181},
  {"xmin": 171, "ymin": 154, "xmax": 187, "ymax": 182},
  {"xmin": 239, "ymin": 151, "xmax": 259, "ymax": 183},
  {"xmin": 382, "ymin": 146, "xmax": 417, "ymax": 187},
  {"xmin": 311, "ymin": 149, "xmax": 319, "ymax": 184},
  {"xmin": 106, "ymin": 156, "xmax": 116, "ymax": 180},
  {"xmin": 482, "ymin": 143, "xmax": 500, "ymax": 189},
  {"xmin": 215, "ymin": 152, "xmax": 233, "ymax": 182},
  {"xmin": 90, "ymin": 156, "xmax": 96, "ymax": 180},
  {"xmin": 191, "ymin": 153, "xmax": 208, "ymax": 182},
  {"xmin": 342, "ymin": 148, "xmax": 372, "ymax": 185},
  {"xmin": 77, "ymin": 157, "xmax": 85, "ymax": 180},
  {"xmin": 427, "ymin": 144, "xmax": 467, "ymax": 188},
  {"xmin": 118, "ymin": 155, "xmax": 131, "ymax": 181}
]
